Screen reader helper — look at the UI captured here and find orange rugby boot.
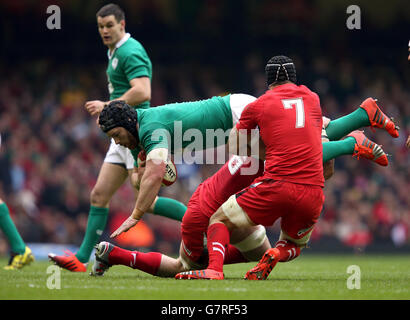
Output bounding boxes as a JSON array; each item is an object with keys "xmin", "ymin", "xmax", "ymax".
[
  {"xmin": 347, "ymin": 130, "xmax": 388, "ymax": 166},
  {"xmin": 175, "ymin": 268, "xmax": 224, "ymax": 280},
  {"xmin": 48, "ymin": 250, "xmax": 87, "ymax": 272},
  {"xmin": 244, "ymin": 247, "xmax": 280, "ymax": 280},
  {"xmin": 360, "ymin": 98, "xmax": 399, "ymax": 138}
]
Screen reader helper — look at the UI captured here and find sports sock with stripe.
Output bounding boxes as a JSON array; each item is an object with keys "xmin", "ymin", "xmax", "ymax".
[
  {"xmin": 275, "ymin": 240, "xmax": 301, "ymax": 262},
  {"xmin": 108, "ymin": 246, "xmax": 162, "ymax": 275},
  {"xmin": 207, "ymin": 222, "xmax": 230, "ymax": 273},
  {"xmin": 223, "ymin": 244, "xmax": 248, "ymax": 264},
  {"xmin": 76, "ymin": 206, "xmax": 109, "ymax": 263}
]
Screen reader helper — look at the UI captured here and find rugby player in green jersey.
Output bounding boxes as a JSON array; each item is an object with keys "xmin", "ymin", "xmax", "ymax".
[
  {"xmin": 49, "ymin": 4, "xmax": 186, "ymax": 272},
  {"xmin": 98, "ymin": 88, "xmax": 397, "ymax": 239}
]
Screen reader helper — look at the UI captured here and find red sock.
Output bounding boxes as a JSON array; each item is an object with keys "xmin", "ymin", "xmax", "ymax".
[
  {"xmin": 207, "ymin": 223, "xmax": 230, "ymax": 272},
  {"xmin": 108, "ymin": 246, "xmax": 162, "ymax": 275},
  {"xmin": 224, "ymin": 245, "xmax": 248, "ymax": 264},
  {"xmin": 275, "ymin": 240, "xmax": 301, "ymax": 262}
]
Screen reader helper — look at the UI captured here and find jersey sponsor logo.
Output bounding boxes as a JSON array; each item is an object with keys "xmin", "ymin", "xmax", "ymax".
[
  {"xmin": 228, "ymin": 155, "xmax": 247, "ymax": 175},
  {"xmin": 112, "ymin": 57, "xmax": 118, "ymax": 70}
]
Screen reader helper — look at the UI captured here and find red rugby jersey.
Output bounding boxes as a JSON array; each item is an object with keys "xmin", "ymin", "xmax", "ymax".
[
  {"xmin": 236, "ymin": 83, "xmax": 324, "ymax": 187},
  {"xmin": 198, "ymin": 156, "xmax": 264, "ymax": 217}
]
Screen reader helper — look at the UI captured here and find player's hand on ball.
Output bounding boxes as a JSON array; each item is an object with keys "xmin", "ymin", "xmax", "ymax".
[
  {"xmin": 110, "ymin": 216, "xmax": 139, "ymax": 238},
  {"xmin": 85, "ymin": 100, "xmax": 106, "ymax": 116}
]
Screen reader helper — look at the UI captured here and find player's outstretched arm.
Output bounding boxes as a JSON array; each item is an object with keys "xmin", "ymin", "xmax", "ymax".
[{"xmin": 110, "ymin": 149, "xmax": 167, "ymax": 238}]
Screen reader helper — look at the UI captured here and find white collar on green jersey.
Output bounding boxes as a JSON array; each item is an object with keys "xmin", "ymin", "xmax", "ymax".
[{"xmin": 107, "ymin": 33, "xmax": 131, "ymax": 59}]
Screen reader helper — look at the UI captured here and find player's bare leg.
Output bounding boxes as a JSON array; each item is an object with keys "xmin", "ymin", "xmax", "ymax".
[
  {"xmin": 176, "ymin": 196, "xmax": 256, "ymax": 280},
  {"xmin": 91, "ymin": 241, "xmax": 189, "ymax": 277},
  {"xmin": 230, "ymin": 225, "xmax": 271, "ymax": 262}
]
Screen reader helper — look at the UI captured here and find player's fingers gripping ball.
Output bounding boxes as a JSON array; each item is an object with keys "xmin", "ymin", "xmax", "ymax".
[{"xmin": 138, "ymin": 150, "xmax": 177, "ymax": 186}]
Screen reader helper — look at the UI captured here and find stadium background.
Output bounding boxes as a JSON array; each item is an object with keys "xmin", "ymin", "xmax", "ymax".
[{"xmin": 0, "ymin": 0, "xmax": 409, "ymax": 259}]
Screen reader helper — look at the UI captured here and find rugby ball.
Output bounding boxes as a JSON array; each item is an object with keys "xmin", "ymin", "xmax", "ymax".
[
  {"xmin": 162, "ymin": 159, "xmax": 177, "ymax": 186},
  {"xmin": 137, "ymin": 151, "xmax": 177, "ymax": 187}
]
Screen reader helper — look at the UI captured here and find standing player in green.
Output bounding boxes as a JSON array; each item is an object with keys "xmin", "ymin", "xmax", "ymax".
[
  {"xmin": 0, "ymin": 134, "xmax": 35, "ymax": 270},
  {"xmin": 49, "ymin": 4, "xmax": 186, "ymax": 272}
]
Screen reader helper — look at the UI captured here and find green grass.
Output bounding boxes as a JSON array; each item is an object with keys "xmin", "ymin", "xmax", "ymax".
[{"xmin": 0, "ymin": 254, "xmax": 409, "ymax": 300}]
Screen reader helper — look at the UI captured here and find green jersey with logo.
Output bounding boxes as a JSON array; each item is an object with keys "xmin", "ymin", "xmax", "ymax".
[
  {"xmin": 107, "ymin": 33, "xmax": 152, "ymax": 109},
  {"xmin": 131, "ymin": 95, "xmax": 233, "ymax": 160}
]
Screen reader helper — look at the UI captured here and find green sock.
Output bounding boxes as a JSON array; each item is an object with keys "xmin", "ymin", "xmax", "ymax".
[
  {"xmin": 325, "ymin": 108, "xmax": 369, "ymax": 141},
  {"xmin": 153, "ymin": 197, "xmax": 187, "ymax": 222},
  {"xmin": 0, "ymin": 202, "xmax": 26, "ymax": 254},
  {"xmin": 323, "ymin": 138, "xmax": 356, "ymax": 163},
  {"xmin": 76, "ymin": 206, "xmax": 109, "ymax": 263}
]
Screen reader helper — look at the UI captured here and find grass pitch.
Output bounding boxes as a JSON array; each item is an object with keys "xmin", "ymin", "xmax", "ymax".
[{"xmin": 0, "ymin": 254, "xmax": 409, "ymax": 300}]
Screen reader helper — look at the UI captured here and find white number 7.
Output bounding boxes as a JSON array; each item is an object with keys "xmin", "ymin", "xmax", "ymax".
[{"xmin": 282, "ymin": 98, "xmax": 305, "ymax": 128}]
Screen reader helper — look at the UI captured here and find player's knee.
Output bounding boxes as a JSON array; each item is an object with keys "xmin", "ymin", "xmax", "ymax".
[
  {"xmin": 231, "ymin": 225, "xmax": 269, "ymax": 261},
  {"xmin": 209, "ymin": 208, "xmax": 235, "ymax": 230},
  {"xmin": 178, "ymin": 249, "xmax": 205, "ymax": 272},
  {"xmin": 90, "ymin": 187, "xmax": 110, "ymax": 207},
  {"xmin": 156, "ymin": 258, "xmax": 185, "ymax": 277},
  {"xmin": 279, "ymin": 230, "xmax": 311, "ymax": 248}
]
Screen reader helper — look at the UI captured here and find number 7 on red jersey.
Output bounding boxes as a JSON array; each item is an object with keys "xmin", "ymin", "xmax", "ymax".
[{"xmin": 282, "ymin": 98, "xmax": 305, "ymax": 128}]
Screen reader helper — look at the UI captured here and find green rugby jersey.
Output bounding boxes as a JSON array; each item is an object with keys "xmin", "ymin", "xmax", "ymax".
[
  {"xmin": 131, "ymin": 95, "xmax": 233, "ymax": 160},
  {"xmin": 107, "ymin": 33, "xmax": 152, "ymax": 109}
]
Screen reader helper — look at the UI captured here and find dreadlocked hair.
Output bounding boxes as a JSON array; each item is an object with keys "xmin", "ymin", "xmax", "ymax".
[
  {"xmin": 265, "ymin": 55, "xmax": 297, "ymax": 87},
  {"xmin": 99, "ymin": 100, "xmax": 139, "ymax": 140}
]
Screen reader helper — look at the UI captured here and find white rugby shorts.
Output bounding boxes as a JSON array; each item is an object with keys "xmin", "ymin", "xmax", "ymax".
[
  {"xmin": 229, "ymin": 93, "xmax": 257, "ymax": 126},
  {"xmin": 104, "ymin": 139, "xmax": 135, "ymax": 170}
]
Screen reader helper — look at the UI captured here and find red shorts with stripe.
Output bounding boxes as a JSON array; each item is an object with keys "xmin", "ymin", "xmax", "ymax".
[{"xmin": 235, "ymin": 178, "xmax": 325, "ymax": 240}]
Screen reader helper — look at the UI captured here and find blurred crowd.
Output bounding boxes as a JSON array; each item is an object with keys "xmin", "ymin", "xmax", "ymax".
[{"xmin": 0, "ymin": 52, "xmax": 409, "ymax": 257}]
